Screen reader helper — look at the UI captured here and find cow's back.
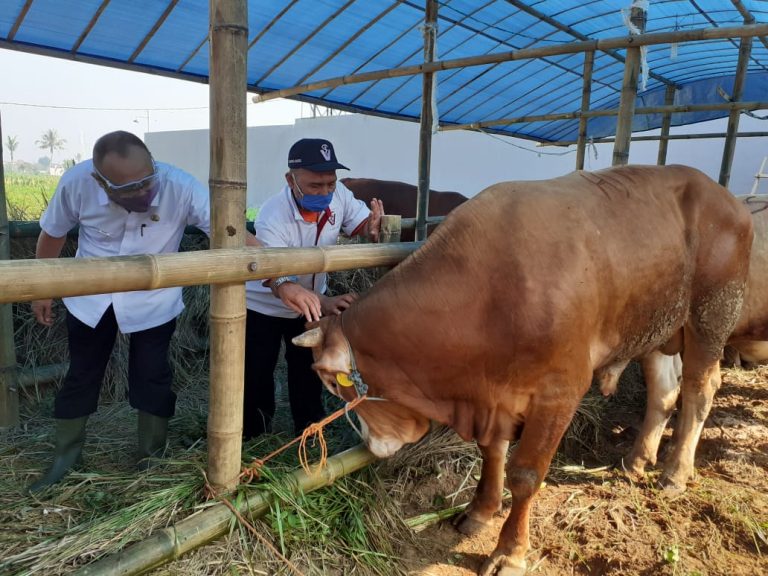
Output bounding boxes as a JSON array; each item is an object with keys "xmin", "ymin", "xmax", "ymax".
[
  {"xmin": 341, "ymin": 177, "xmax": 468, "ymax": 241},
  {"xmin": 353, "ymin": 165, "xmax": 751, "ymax": 378}
]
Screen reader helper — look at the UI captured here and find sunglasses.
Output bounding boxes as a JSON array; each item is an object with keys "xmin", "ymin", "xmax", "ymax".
[{"xmin": 92, "ymin": 160, "xmax": 158, "ymax": 195}]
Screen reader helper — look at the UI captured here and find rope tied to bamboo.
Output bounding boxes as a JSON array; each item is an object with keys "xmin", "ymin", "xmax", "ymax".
[{"xmin": 237, "ymin": 393, "xmax": 369, "ymax": 484}]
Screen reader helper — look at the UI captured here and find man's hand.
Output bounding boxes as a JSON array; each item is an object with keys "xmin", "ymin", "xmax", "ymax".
[
  {"xmin": 320, "ymin": 293, "xmax": 358, "ymax": 316},
  {"xmin": 366, "ymin": 198, "xmax": 385, "ymax": 243},
  {"xmin": 32, "ymin": 299, "xmax": 55, "ymax": 326},
  {"xmin": 275, "ymin": 283, "xmax": 322, "ymax": 322}
]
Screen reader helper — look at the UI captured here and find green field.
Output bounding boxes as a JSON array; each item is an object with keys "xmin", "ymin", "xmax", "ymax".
[{"xmin": 3, "ymin": 172, "xmax": 58, "ymax": 220}]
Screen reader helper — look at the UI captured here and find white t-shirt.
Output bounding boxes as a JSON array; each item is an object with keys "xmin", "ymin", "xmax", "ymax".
[
  {"xmin": 40, "ymin": 159, "xmax": 210, "ymax": 333},
  {"xmin": 246, "ymin": 182, "xmax": 369, "ymax": 318}
]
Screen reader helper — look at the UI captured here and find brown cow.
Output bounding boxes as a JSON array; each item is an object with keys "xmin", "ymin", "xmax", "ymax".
[
  {"xmin": 295, "ymin": 165, "xmax": 752, "ymax": 576},
  {"xmin": 627, "ymin": 195, "xmax": 768, "ymax": 475},
  {"xmin": 341, "ymin": 177, "xmax": 468, "ymax": 241}
]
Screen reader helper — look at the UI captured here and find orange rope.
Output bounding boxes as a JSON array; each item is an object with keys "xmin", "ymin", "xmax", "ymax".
[
  {"xmin": 240, "ymin": 394, "xmax": 368, "ymax": 483},
  {"xmin": 200, "ymin": 396, "xmax": 370, "ymax": 576}
]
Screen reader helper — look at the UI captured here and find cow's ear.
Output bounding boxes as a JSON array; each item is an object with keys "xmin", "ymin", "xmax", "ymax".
[{"xmin": 293, "ymin": 327, "xmax": 324, "ymax": 348}]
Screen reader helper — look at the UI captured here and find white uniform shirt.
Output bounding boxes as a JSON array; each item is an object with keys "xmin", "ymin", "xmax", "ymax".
[
  {"xmin": 246, "ymin": 182, "xmax": 369, "ymax": 318},
  {"xmin": 40, "ymin": 159, "xmax": 210, "ymax": 333}
]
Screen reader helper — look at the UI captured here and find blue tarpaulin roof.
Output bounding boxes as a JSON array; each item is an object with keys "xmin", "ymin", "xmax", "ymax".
[{"xmin": 1, "ymin": 1, "xmax": 767, "ymax": 142}]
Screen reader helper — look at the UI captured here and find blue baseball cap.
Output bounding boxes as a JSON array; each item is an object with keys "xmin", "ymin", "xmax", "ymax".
[{"xmin": 287, "ymin": 138, "xmax": 349, "ymax": 172}]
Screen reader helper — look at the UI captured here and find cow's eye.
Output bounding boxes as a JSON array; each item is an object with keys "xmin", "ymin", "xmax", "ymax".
[{"xmin": 336, "ymin": 372, "xmax": 354, "ymax": 388}]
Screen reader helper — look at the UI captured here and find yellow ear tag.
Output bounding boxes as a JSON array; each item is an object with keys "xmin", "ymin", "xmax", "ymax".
[{"xmin": 336, "ymin": 372, "xmax": 354, "ymax": 387}]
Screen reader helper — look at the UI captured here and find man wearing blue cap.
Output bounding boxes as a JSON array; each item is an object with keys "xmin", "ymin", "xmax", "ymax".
[{"xmin": 243, "ymin": 138, "xmax": 384, "ymax": 439}]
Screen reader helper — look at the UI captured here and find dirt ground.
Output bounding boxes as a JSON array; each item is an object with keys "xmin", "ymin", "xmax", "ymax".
[{"xmin": 394, "ymin": 367, "xmax": 768, "ymax": 576}]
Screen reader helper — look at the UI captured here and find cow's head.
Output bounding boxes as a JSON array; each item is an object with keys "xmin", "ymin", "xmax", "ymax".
[{"xmin": 293, "ymin": 317, "xmax": 430, "ymax": 458}]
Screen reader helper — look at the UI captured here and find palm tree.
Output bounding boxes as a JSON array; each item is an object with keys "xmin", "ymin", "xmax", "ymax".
[
  {"xmin": 36, "ymin": 129, "xmax": 66, "ymax": 165},
  {"xmin": 4, "ymin": 135, "xmax": 19, "ymax": 164}
]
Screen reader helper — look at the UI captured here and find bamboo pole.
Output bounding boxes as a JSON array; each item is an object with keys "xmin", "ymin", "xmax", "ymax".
[
  {"xmin": 17, "ymin": 362, "xmax": 68, "ymax": 388},
  {"xmin": 380, "ymin": 214, "xmax": 402, "ymax": 244},
  {"xmin": 440, "ymin": 101, "xmax": 768, "ymax": 132},
  {"xmin": 657, "ymin": 85, "xmax": 677, "ymax": 165},
  {"xmin": 415, "ymin": 0, "xmax": 437, "ymax": 242},
  {"xmin": 575, "ymin": 51, "xmax": 594, "ymax": 170},
  {"xmin": 207, "ymin": 0, "xmax": 249, "ymax": 492},
  {"xmin": 0, "ymin": 110, "xmax": 19, "ymax": 428},
  {"xmin": 612, "ymin": 47, "xmax": 641, "ymax": 166},
  {"xmin": 719, "ymin": 36, "xmax": 753, "ymax": 188},
  {"xmin": 0, "ymin": 243, "xmax": 420, "ymax": 304},
  {"xmin": 75, "ymin": 444, "xmax": 377, "ymax": 576},
  {"xmin": 251, "ymin": 23, "xmax": 768, "ymax": 103},
  {"xmin": 539, "ymin": 131, "xmax": 768, "ymax": 146},
  {"xmin": 7, "ymin": 221, "xmax": 251, "ymax": 238}
]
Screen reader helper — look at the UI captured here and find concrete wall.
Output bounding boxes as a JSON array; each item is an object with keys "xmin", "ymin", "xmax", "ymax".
[{"xmin": 146, "ymin": 113, "xmax": 768, "ymax": 211}]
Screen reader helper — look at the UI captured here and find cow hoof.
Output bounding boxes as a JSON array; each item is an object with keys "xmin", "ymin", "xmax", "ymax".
[
  {"xmin": 454, "ymin": 512, "xmax": 490, "ymax": 536},
  {"xmin": 621, "ymin": 460, "xmax": 646, "ymax": 479},
  {"xmin": 658, "ymin": 476, "xmax": 687, "ymax": 498},
  {"xmin": 478, "ymin": 554, "xmax": 527, "ymax": 576}
]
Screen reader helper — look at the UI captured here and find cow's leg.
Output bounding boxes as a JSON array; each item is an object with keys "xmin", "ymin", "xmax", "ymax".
[
  {"xmin": 659, "ymin": 339, "xmax": 722, "ymax": 493},
  {"xmin": 625, "ymin": 351, "xmax": 681, "ymax": 474},
  {"xmin": 479, "ymin": 397, "xmax": 582, "ymax": 576},
  {"xmin": 454, "ymin": 437, "xmax": 509, "ymax": 536}
]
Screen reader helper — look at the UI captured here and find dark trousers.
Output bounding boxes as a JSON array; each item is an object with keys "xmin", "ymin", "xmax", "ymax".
[
  {"xmin": 243, "ymin": 309, "xmax": 325, "ymax": 439},
  {"xmin": 54, "ymin": 306, "xmax": 177, "ymax": 419}
]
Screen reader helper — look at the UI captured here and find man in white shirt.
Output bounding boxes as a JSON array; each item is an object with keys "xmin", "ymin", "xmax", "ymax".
[
  {"xmin": 243, "ymin": 138, "xmax": 383, "ymax": 439},
  {"xmin": 28, "ymin": 131, "xmax": 257, "ymax": 492}
]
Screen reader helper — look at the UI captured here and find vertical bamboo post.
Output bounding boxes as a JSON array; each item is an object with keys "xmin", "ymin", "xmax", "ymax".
[
  {"xmin": 207, "ymin": 0, "xmax": 248, "ymax": 491},
  {"xmin": 415, "ymin": 0, "xmax": 437, "ymax": 242},
  {"xmin": 380, "ymin": 214, "xmax": 402, "ymax": 244},
  {"xmin": 657, "ymin": 85, "xmax": 677, "ymax": 165},
  {"xmin": 612, "ymin": 47, "xmax": 641, "ymax": 166},
  {"xmin": 575, "ymin": 51, "xmax": 594, "ymax": 170},
  {"xmin": 0, "ymin": 111, "xmax": 19, "ymax": 428},
  {"xmin": 719, "ymin": 36, "xmax": 753, "ymax": 187}
]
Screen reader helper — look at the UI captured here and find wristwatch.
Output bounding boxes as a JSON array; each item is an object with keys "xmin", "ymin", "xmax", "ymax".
[{"xmin": 271, "ymin": 275, "xmax": 299, "ymax": 290}]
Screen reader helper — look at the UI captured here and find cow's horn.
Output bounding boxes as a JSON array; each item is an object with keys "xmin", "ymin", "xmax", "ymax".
[{"xmin": 292, "ymin": 327, "xmax": 324, "ymax": 347}]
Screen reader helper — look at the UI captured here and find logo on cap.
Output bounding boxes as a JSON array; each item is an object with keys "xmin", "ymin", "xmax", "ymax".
[{"xmin": 320, "ymin": 144, "xmax": 332, "ymax": 161}]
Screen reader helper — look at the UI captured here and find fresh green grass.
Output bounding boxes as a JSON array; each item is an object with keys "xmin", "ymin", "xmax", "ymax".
[{"xmin": 3, "ymin": 172, "xmax": 58, "ymax": 220}]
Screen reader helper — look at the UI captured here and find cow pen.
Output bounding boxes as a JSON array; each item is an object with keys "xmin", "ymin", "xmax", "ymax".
[{"xmin": 2, "ymin": 1, "xmax": 768, "ymax": 575}]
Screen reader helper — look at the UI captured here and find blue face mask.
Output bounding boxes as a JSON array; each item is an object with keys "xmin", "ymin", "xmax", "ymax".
[
  {"xmin": 299, "ymin": 191, "xmax": 334, "ymax": 212},
  {"xmin": 291, "ymin": 173, "xmax": 334, "ymax": 212}
]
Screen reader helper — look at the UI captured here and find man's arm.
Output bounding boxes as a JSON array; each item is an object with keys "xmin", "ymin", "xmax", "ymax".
[{"xmin": 32, "ymin": 231, "xmax": 67, "ymax": 326}]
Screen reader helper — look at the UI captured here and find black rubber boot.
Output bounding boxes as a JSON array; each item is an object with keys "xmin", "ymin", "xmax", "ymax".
[
  {"xmin": 28, "ymin": 417, "xmax": 88, "ymax": 494},
  {"xmin": 136, "ymin": 411, "xmax": 169, "ymax": 471}
]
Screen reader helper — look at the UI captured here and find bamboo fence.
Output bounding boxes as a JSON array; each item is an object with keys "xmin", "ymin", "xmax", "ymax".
[
  {"xmin": 0, "ymin": 111, "xmax": 19, "ymax": 428},
  {"xmin": 75, "ymin": 444, "xmax": 377, "ymax": 576},
  {"xmin": 207, "ymin": 0, "xmax": 249, "ymax": 493}
]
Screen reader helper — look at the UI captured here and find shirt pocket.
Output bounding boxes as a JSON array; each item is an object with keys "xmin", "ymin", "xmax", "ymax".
[{"xmin": 125, "ymin": 222, "xmax": 182, "ymax": 254}]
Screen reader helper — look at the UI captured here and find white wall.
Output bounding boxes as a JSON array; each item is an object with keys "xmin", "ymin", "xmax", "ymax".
[{"xmin": 146, "ymin": 113, "xmax": 768, "ymax": 210}]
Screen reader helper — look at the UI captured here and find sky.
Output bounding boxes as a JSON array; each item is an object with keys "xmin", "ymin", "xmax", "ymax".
[
  {"xmin": 1, "ymin": 47, "xmax": 767, "ymax": 195},
  {"xmin": 0, "ymin": 49, "xmax": 308, "ymax": 164}
]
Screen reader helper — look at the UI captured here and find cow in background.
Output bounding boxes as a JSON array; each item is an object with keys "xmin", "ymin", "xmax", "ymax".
[
  {"xmin": 627, "ymin": 195, "xmax": 768, "ymax": 475},
  {"xmin": 341, "ymin": 177, "xmax": 468, "ymax": 241},
  {"xmin": 295, "ymin": 165, "xmax": 753, "ymax": 576}
]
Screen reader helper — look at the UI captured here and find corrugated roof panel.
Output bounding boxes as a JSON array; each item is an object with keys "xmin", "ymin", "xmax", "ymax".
[
  {"xmin": 8, "ymin": 0, "xmax": 99, "ymax": 51},
  {"xmin": 136, "ymin": 2, "xmax": 209, "ymax": 72}
]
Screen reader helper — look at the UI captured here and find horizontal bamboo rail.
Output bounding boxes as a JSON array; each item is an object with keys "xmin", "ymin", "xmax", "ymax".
[
  {"xmin": 5, "ymin": 222, "xmax": 243, "ymax": 239},
  {"xmin": 540, "ymin": 131, "xmax": 768, "ymax": 146},
  {"xmin": 0, "ymin": 243, "xmax": 420, "ymax": 304},
  {"xmin": 440, "ymin": 101, "xmax": 768, "ymax": 131},
  {"xmin": 252, "ymin": 23, "xmax": 768, "ymax": 103},
  {"xmin": 17, "ymin": 362, "xmax": 68, "ymax": 388},
  {"xmin": 7, "ymin": 219, "xmax": 436, "ymax": 239},
  {"xmin": 75, "ymin": 444, "xmax": 377, "ymax": 576}
]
